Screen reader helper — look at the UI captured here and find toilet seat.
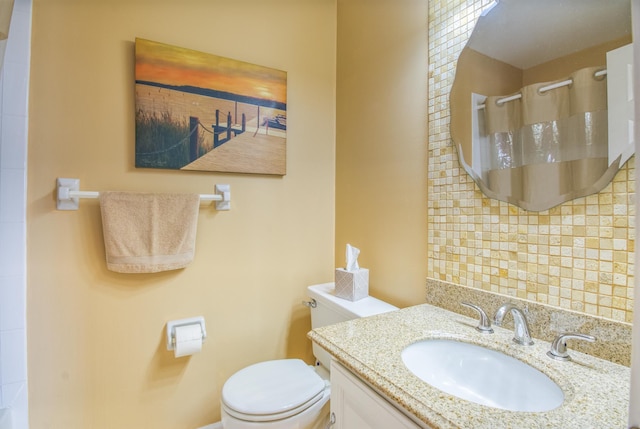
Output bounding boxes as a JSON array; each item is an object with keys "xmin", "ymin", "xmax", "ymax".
[{"xmin": 222, "ymin": 359, "xmax": 328, "ymax": 423}]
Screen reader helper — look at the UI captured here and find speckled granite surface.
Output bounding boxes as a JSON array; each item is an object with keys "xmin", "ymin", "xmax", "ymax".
[
  {"xmin": 426, "ymin": 279, "xmax": 633, "ymax": 366},
  {"xmin": 308, "ymin": 304, "xmax": 630, "ymax": 429}
]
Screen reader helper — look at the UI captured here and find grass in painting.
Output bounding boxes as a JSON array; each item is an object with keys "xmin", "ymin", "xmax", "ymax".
[{"xmin": 135, "ymin": 110, "xmax": 207, "ymax": 169}]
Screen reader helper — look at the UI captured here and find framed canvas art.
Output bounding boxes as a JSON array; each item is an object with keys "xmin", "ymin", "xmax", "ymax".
[{"xmin": 134, "ymin": 38, "xmax": 287, "ymax": 175}]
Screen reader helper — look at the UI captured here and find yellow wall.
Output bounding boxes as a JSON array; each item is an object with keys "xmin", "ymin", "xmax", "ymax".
[
  {"xmin": 335, "ymin": 0, "xmax": 429, "ymax": 308},
  {"xmin": 523, "ymin": 36, "xmax": 632, "ymax": 85},
  {"xmin": 28, "ymin": 1, "xmax": 336, "ymax": 428}
]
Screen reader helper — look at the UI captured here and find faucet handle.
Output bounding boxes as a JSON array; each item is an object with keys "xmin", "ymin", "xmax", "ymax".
[
  {"xmin": 461, "ymin": 302, "xmax": 494, "ymax": 334},
  {"xmin": 547, "ymin": 332, "xmax": 596, "ymax": 361}
]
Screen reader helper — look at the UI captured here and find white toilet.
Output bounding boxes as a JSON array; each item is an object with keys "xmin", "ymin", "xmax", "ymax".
[{"xmin": 220, "ymin": 282, "xmax": 398, "ymax": 429}]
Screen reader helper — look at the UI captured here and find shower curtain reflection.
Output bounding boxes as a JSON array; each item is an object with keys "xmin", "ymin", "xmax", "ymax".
[{"xmin": 478, "ymin": 66, "xmax": 618, "ymax": 211}]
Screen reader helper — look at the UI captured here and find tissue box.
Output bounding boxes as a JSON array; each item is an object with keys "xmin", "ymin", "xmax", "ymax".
[{"xmin": 335, "ymin": 268, "xmax": 369, "ymax": 301}]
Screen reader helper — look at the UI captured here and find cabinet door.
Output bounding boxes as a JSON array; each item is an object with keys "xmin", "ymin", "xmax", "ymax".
[{"xmin": 330, "ymin": 361, "xmax": 422, "ymax": 429}]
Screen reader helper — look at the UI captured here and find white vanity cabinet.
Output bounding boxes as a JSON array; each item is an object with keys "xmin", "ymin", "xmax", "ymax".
[{"xmin": 330, "ymin": 360, "xmax": 426, "ymax": 429}]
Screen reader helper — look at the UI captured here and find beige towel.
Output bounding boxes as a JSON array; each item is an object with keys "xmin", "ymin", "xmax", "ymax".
[{"xmin": 99, "ymin": 192, "xmax": 200, "ymax": 273}]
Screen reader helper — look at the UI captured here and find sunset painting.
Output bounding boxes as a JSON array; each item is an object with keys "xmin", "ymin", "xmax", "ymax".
[{"xmin": 134, "ymin": 38, "xmax": 287, "ymax": 175}]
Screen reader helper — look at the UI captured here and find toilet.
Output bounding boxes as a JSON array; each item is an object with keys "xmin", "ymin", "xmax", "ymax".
[{"xmin": 220, "ymin": 282, "xmax": 398, "ymax": 429}]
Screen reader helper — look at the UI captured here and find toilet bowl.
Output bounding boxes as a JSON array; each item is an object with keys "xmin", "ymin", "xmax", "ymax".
[
  {"xmin": 219, "ymin": 283, "xmax": 397, "ymax": 429},
  {"xmin": 221, "ymin": 359, "xmax": 330, "ymax": 429}
]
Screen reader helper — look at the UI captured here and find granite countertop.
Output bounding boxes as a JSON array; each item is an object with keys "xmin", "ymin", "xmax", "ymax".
[{"xmin": 308, "ymin": 304, "xmax": 630, "ymax": 429}]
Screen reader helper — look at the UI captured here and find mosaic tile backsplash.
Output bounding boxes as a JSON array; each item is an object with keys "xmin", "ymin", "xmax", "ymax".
[{"xmin": 427, "ymin": 0, "xmax": 635, "ymax": 323}]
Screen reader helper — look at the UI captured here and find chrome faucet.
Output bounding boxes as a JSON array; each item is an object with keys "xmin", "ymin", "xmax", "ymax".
[
  {"xmin": 461, "ymin": 302, "xmax": 493, "ymax": 334},
  {"xmin": 493, "ymin": 303, "xmax": 534, "ymax": 345},
  {"xmin": 547, "ymin": 332, "xmax": 596, "ymax": 361}
]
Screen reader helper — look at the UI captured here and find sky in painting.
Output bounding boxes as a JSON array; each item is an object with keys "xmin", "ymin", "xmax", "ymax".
[{"xmin": 135, "ymin": 38, "xmax": 287, "ymax": 105}]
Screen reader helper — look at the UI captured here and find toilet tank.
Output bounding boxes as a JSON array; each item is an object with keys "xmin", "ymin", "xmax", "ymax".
[{"xmin": 307, "ymin": 283, "xmax": 398, "ymax": 369}]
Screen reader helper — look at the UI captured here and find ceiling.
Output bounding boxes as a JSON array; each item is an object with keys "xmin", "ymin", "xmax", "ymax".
[{"xmin": 466, "ymin": 0, "xmax": 632, "ymax": 69}]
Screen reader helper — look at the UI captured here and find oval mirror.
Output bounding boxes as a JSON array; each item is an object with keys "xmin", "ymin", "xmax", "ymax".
[{"xmin": 450, "ymin": 0, "xmax": 633, "ymax": 211}]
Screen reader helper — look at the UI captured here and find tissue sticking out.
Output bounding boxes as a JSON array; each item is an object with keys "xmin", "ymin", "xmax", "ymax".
[
  {"xmin": 336, "ymin": 243, "xmax": 369, "ymax": 301},
  {"xmin": 346, "ymin": 243, "xmax": 360, "ymax": 272}
]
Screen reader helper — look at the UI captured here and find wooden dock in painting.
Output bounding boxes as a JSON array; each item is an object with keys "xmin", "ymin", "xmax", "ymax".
[
  {"xmin": 212, "ymin": 110, "xmax": 247, "ymax": 147},
  {"xmin": 182, "ymin": 129, "xmax": 286, "ymax": 175},
  {"xmin": 135, "ymin": 83, "xmax": 286, "ymax": 175}
]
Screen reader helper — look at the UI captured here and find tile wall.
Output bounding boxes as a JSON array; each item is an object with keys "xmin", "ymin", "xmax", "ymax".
[
  {"xmin": 0, "ymin": 0, "xmax": 31, "ymax": 427},
  {"xmin": 427, "ymin": 0, "xmax": 635, "ymax": 323}
]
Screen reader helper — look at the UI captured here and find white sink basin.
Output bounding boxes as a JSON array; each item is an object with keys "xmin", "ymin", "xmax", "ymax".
[{"xmin": 401, "ymin": 339, "xmax": 564, "ymax": 412}]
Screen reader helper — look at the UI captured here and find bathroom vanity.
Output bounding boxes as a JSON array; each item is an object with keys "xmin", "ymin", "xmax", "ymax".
[
  {"xmin": 330, "ymin": 360, "xmax": 422, "ymax": 428},
  {"xmin": 308, "ymin": 304, "xmax": 630, "ymax": 429}
]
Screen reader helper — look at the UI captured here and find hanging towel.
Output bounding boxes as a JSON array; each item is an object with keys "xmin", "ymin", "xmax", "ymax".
[{"xmin": 99, "ymin": 192, "xmax": 200, "ymax": 273}]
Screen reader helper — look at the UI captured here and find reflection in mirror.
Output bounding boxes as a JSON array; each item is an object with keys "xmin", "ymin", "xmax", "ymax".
[{"xmin": 450, "ymin": 0, "xmax": 633, "ymax": 211}]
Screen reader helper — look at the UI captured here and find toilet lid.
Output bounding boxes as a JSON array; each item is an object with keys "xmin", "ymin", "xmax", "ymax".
[{"xmin": 222, "ymin": 359, "xmax": 326, "ymax": 418}]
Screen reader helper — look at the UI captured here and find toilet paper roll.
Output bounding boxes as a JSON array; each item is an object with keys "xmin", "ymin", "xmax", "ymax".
[{"xmin": 173, "ymin": 324, "xmax": 203, "ymax": 358}]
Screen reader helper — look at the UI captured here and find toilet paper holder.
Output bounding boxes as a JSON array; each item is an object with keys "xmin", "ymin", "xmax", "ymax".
[{"xmin": 166, "ymin": 316, "xmax": 207, "ymax": 351}]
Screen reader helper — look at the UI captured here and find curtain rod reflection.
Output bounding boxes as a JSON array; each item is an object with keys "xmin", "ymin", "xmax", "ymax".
[{"xmin": 477, "ymin": 69, "xmax": 607, "ymax": 110}]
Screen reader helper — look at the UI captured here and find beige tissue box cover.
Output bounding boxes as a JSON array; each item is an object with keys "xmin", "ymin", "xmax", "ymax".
[{"xmin": 335, "ymin": 268, "xmax": 369, "ymax": 301}]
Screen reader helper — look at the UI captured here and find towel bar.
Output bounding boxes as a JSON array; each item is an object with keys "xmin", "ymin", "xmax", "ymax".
[{"xmin": 56, "ymin": 178, "xmax": 231, "ymax": 211}]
